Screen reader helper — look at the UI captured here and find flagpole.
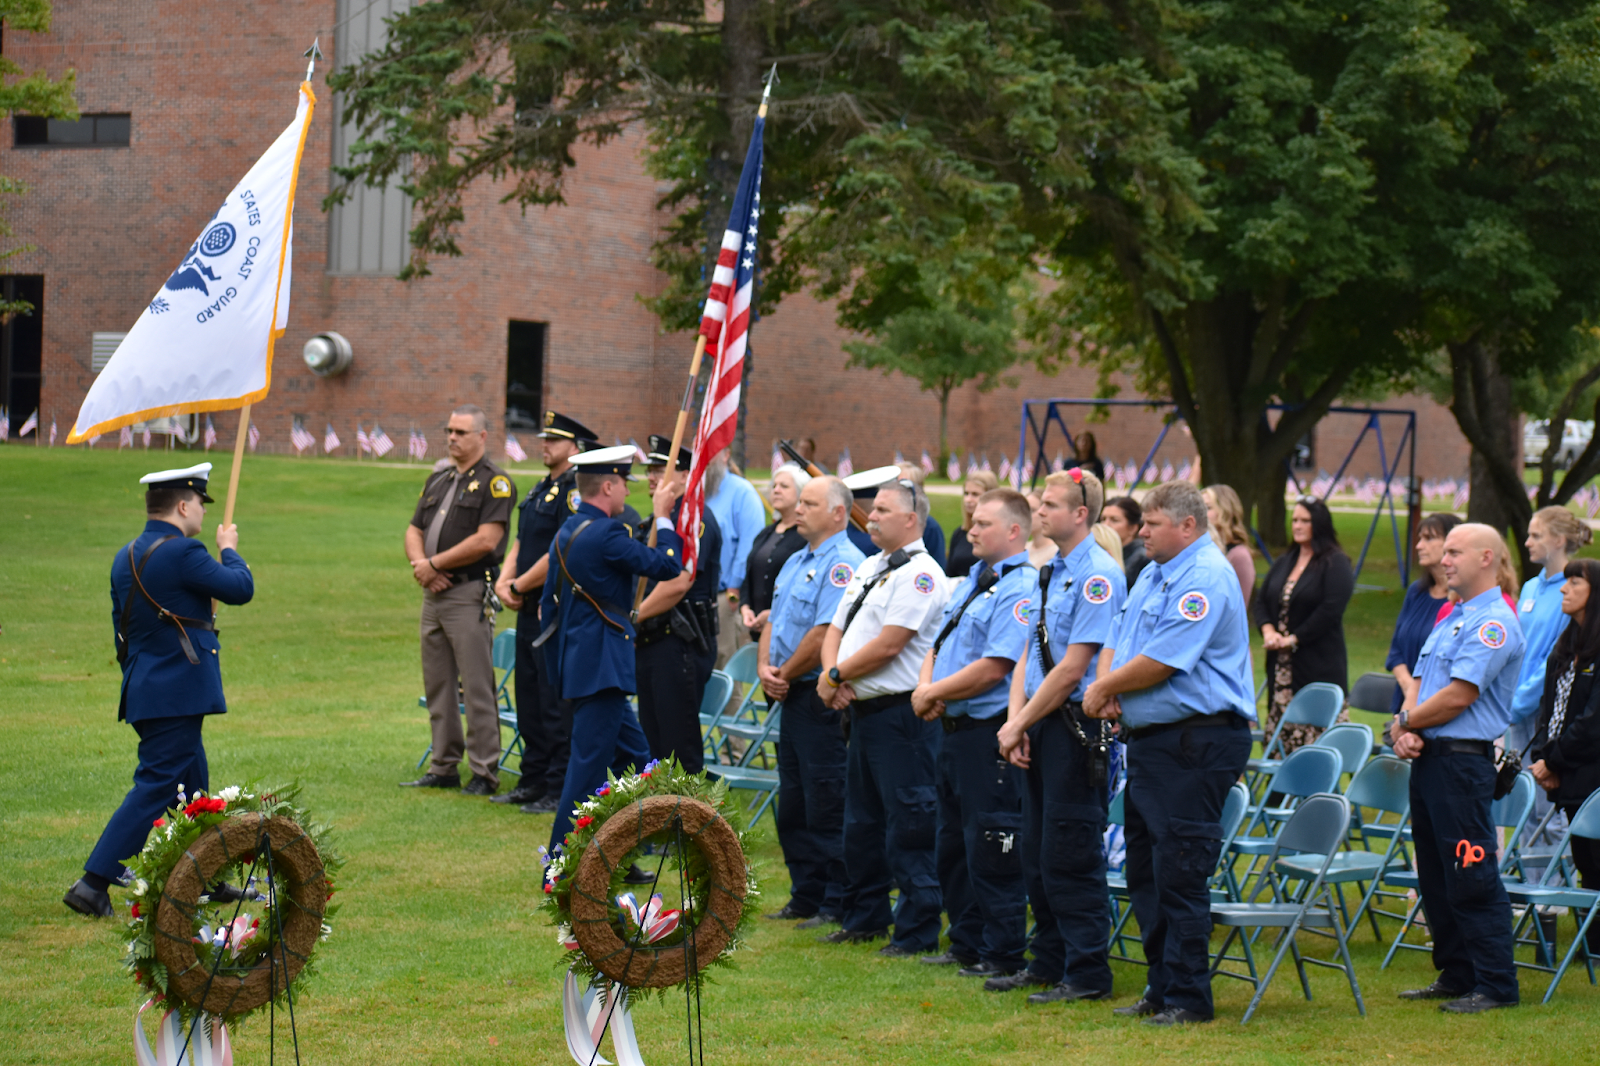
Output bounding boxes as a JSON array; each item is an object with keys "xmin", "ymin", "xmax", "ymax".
[{"xmin": 222, "ymin": 405, "xmax": 250, "ymax": 527}]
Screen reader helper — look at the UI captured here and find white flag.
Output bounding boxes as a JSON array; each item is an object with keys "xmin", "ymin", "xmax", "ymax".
[{"xmin": 68, "ymin": 84, "xmax": 316, "ymax": 442}]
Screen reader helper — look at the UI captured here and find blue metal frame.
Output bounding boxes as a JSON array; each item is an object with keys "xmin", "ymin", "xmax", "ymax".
[{"xmin": 1018, "ymin": 398, "xmax": 1418, "ymax": 588}]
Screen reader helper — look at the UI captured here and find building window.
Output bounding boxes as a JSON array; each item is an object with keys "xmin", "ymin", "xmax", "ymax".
[
  {"xmin": 14, "ymin": 113, "xmax": 130, "ymax": 147},
  {"xmin": 0, "ymin": 276, "xmax": 43, "ymax": 423},
  {"xmin": 506, "ymin": 321, "xmax": 546, "ymax": 432},
  {"xmin": 91, "ymin": 332, "xmax": 126, "ymax": 372}
]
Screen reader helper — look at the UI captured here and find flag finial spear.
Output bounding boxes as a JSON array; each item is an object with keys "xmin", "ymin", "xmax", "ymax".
[
  {"xmin": 304, "ymin": 38, "xmax": 323, "ymax": 82},
  {"xmin": 758, "ymin": 64, "xmax": 777, "ymax": 119}
]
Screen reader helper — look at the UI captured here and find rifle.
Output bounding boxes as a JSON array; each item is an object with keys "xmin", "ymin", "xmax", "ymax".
[{"xmin": 778, "ymin": 439, "xmax": 871, "ymax": 533}]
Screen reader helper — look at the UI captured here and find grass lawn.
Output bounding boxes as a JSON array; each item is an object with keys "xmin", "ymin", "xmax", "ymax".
[{"xmin": 2, "ymin": 447, "xmax": 1595, "ymax": 1064}]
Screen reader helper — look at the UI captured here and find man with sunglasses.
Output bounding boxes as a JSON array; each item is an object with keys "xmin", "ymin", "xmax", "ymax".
[{"xmin": 402, "ymin": 405, "xmax": 517, "ymax": 797}]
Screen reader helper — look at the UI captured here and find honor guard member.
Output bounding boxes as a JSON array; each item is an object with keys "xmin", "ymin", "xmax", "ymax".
[
  {"xmin": 403, "ymin": 405, "xmax": 517, "ymax": 796},
  {"xmin": 818, "ymin": 467, "xmax": 950, "ymax": 954},
  {"xmin": 1389, "ymin": 523, "xmax": 1524, "ymax": 1014},
  {"xmin": 1081, "ymin": 481, "xmax": 1254, "ymax": 1026},
  {"xmin": 495, "ymin": 411, "xmax": 599, "ymax": 811},
  {"xmin": 634, "ymin": 434, "xmax": 723, "ymax": 774},
  {"xmin": 758, "ymin": 476, "xmax": 864, "ymax": 925},
  {"xmin": 993, "ymin": 469, "xmax": 1126, "ymax": 1002},
  {"xmin": 65, "ymin": 464, "xmax": 255, "ymax": 917},
  {"xmin": 911, "ymin": 488, "xmax": 1036, "ymax": 974},
  {"xmin": 539, "ymin": 445, "xmax": 688, "ymax": 852},
  {"xmin": 843, "ymin": 472, "xmax": 879, "ymax": 558}
]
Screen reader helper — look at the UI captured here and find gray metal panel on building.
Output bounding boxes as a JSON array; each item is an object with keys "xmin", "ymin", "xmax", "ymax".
[
  {"xmin": 328, "ymin": 0, "xmax": 413, "ymax": 275},
  {"xmin": 91, "ymin": 332, "xmax": 126, "ymax": 372}
]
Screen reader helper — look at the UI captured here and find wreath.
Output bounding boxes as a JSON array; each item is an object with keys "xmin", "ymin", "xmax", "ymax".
[
  {"xmin": 539, "ymin": 759, "xmax": 758, "ymax": 996},
  {"xmin": 119, "ymin": 783, "xmax": 342, "ymax": 1029}
]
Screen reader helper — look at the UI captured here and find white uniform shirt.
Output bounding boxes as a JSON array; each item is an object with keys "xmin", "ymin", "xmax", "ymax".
[{"xmin": 831, "ymin": 537, "xmax": 950, "ymax": 698}]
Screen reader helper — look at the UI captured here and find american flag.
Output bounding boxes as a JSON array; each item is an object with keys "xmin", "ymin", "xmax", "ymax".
[
  {"xmin": 894, "ymin": 449, "xmax": 905, "ymax": 465},
  {"xmin": 947, "ymin": 454, "xmax": 961, "ymax": 481},
  {"xmin": 629, "ymin": 437, "xmax": 649, "ymax": 464},
  {"xmin": 837, "ymin": 449, "xmax": 853, "ymax": 478},
  {"xmin": 505, "ymin": 434, "xmax": 527, "ymax": 463},
  {"xmin": 920, "ymin": 449, "xmax": 935, "ymax": 474},
  {"xmin": 998, "ymin": 453, "xmax": 1012, "ymax": 481},
  {"xmin": 142, "ymin": 428, "xmax": 151, "ymax": 448},
  {"xmin": 980, "ymin": 454, "xmax": 992, "ymax": 474},
  {"xmin": 357, "ymin": 424, "xmax": 372, "ymax": 454},
  {"xmin": 0, "ymin": 408, "xmax": 7, "ymax": 440},
  {"xmin": 204, "ymin": 415, "xmax": 217, "ymax": 451},
  {"xmin": 371, "ymin": 424, "xmax": 394, "ymax": 457},
  {"xmin": 48, "ymin": 419, "xmax": 57, "ymax": 446},
  {"xmin": 291, "ymin": 421, "xmax": 316, "ymax": 454},
  {"xmin": 89, "ymin": 433, "xmax": 101, "ymax": 446},
  {"xmin": 771, "ymin": 445, "xmax": 784, "ymax": 475},
  {"xmin": 324, "ymin": 424, "xmax": 341, "ymax": 453},
  {"xmin": 966, "ymin": 453, "xmax": 978, "ymax": 477},
  {"xmin": 120, "ymin": 425, "xmax": 133, "ymax": 448},
  {"xmin": 248, "ymin": 423, "xmax": 260, "ymax": 452},
  {"xmin": 678, "ymin": 99, "xmax": 767, "ymax": 577},
  {"xmin": 17, "ymin": 409, "xmax": 37, "ymax": 438},
  {"xmin": 409, "ymin": 428, "xmax": 427, "ymax": 461}
]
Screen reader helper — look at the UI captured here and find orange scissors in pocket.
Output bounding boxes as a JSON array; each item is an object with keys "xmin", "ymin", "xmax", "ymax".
[{"xmin": 1456, "ymin": 840, "xmax": 1486, "ymax": 867}]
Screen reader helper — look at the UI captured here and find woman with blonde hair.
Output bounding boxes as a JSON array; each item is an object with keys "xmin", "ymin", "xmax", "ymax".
[
  {"xmin": 1510, "ymin": 506, "xmax": 1597, "ymax": 762},
  {"xmin": 1026, "ymin": 489, "xmax": 1059, "ymax": 568},
  {"xmin": 947, "ymin": 469, "xmax": 999, "ymax": 578},
  {"xmin": 1204, "ymin": 485, "xmax": 1256, "ymax": 605}
]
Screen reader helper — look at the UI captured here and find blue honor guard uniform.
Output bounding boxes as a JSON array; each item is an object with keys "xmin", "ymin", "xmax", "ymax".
[
  {"xmin": 927, "ymin": 551, "xmax": 1036, "ymax": 973},
  {"xmin": 1109, "ymin": 532, "xmax": 1255, "ymax": 1020},
  {"xmin": 1406, "ymin": 587, "xmax": 1524, "ymax": 1005},
  {"xmin": 1019, "ymin": 537, "xmax": 1127, "ymax": 993},
  {"xmin": 539, "ymin": 446, "xmax": 685, "ymax": 851},
  {"xmin": 69, "ymin": 463, "xmax": 254, "ymax": 918}
]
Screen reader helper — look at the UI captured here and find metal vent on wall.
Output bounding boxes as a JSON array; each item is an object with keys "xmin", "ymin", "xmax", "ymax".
[{"xmin": 91, "ymin": 332, "xmax": 126, "ymax": 372}]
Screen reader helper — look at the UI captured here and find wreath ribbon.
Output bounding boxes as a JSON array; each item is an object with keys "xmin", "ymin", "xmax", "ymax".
[{"xmin": 134, "ymin": 999, "xmax": 232, "ymax": 1066}]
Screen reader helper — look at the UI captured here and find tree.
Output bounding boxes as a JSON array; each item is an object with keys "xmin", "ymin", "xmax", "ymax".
[{"xmin": 0, "ymin": 0, "xmax": 77, "ymax": 320}]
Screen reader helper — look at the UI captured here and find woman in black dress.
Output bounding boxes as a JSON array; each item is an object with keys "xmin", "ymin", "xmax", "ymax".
[
  {"xmin": 945, "ymin": 470, "xmax": 998, "ymax": 578},
  {"xmin": 738, "ymin": 464, "xmax": 809, "ymax": 637}
]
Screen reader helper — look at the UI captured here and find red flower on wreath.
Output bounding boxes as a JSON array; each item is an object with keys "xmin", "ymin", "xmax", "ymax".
[
  {"xmin": 131, "ymin": 902, "xmax": 141, "ymax": 919},
  {"xmin": 544, "ymin": 883, "xmax": 553, "ymax": 894},
  {"xmin": 152, "ymin": 818, "xmax": 166, "ymax": 827},
  {"xmin": 184, "ymin": 796, "xmax": 227, "ymax": 817},
  {"xmin": 575, "ymin": 816, "xmax": 593, "ymax": 829}
]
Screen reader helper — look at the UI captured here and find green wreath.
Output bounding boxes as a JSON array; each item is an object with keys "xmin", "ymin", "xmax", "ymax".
[
  {"xmin": 539, "ymin": 759, "xmax": 759, "ymax": 995},
  {"xmin": 118, "ymin": 783, "xmax": 343, "ymax": 1029}
]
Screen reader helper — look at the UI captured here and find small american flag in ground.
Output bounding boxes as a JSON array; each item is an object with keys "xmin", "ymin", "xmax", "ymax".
[
  {"xmin": 947, "ymin": 454, "xmax": 961, "ymax": 481},
  {"xmin": 248, "ymin": 423, "xmax": 260, "ymax": 452},
  {"xmin": 324, "ymin": 424, "xmax": 340, "ymax": 453},
  {"xmin": 0, "ymin": 409, "xmax": 8, "ymax": 440},
  {"xmin": 203, "ymin": 415, "xmax": 217, "ymax": 450},
  {"xmin": 357, "ymin": 424, "xmax": 372, "ymax": 454},
  {"xmin": 409, "ymin": 429, "xmax": 427, "ymax": 461},
  {"xmin": 837, "ymin": 449, "xmax": 853, "ymax": 478},
  {"xmin": 120, "ymin": 425, "xmax": 133, "ymax": 448},
  {"xmin": 371, "ymin": 425, "xmax": 393, "ymax": 457},
  {"xmin": 49, "ymin": 419, "xmax": 57, "ymax": 446},
  {"xmin": 678, "ymin": 101, "xmax": 767, "ymax": 577},
  {"xmin": 141, "ymin": 428, "xmax": 151, "ymax": 448},
  {"xmin": 18, "ymin": 409, "xmax": 37, "ymax": 437},
  {"xmin": 291, "ymin": 421, "xmax": 316, "ymax": 454},
  {"xmin": 505, "ymin": 434, "xmax": 527, "ymax": 463},
  {"xmin": 921, "ymin": 449, "xmax": 934, "ymax": 474}
]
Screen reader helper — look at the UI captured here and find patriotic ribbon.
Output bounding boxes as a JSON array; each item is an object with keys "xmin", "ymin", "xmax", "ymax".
[{"xmin": 134, "ymin": 1001, "xmax": 232, "ymax": 1066}]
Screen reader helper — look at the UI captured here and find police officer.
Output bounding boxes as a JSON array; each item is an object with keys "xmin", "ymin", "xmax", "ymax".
[
  {"xmin": 65, "ymin": 463, "xmax": 254, "ymax": 917},
  {"xmin": 993, "ymin": 469, "xmax": 1126, "ymax": 1002},
  {"xmin": 759, "ymin": 475, "xmax": 864, "ymax": 924},
  {"xmin": 540, "ymin": 445, "xmax": 688, "ymax": 851},
  {"xmin": 817, "ymin": 467, "xmax": 950, "ymax": 954},
  {"xmin": 403, "ymin": 404, "xmax": 517, "ymax": 796},
  {"xmin": 495, "ymin": 411, "xmax": 598, "ymax": 811},
  {"xmin": 1081, "ymin": 480, "xmax": 1254, "ymax": 1026},
  {"xmin": 843, "ymin": 473, "xmax": 879, "ymax": 558},
  {"xmin": 634, "ymin": 434, "xmax": 722, "ymax": 774},
  {"xmin": 1390, "ymin": 523, "xmax": 1523, "ymax": 1013},
  {"xmin": 912, "ymin": 488, "xmax": 1036, "ymax": 974}
]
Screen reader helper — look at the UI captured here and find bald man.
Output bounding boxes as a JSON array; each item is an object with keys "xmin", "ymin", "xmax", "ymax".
[{"xmin": 1390, "ymin": 523, "xmax": 1523, "ymax": 1014}]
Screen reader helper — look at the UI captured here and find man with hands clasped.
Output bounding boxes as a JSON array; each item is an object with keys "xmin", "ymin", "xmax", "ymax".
[
  {"xmin": 991, "ymin": 468, "xmax": 1126, "ymax": 1003},
  {"xmin": 1389, "ymin": 523, "xmax": 1523, "ymax": 1014}
]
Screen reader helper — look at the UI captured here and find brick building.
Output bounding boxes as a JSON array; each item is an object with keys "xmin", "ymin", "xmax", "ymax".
[{"xmin": 1, "ymin": 1, "xmax": 1472, "ymax": 483}]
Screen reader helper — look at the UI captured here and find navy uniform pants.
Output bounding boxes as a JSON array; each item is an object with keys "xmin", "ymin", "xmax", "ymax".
[
  {"xmin": 1124, "ymin": 713, "xmax": 1252, "ymax": 1018},
  {"xmin": 86, "ymin": 715, "xmax": 209, "ymax": 882},
  {"xmin": 1021, "ymin": 711, "xmax": 1112, "ymax": 991},
  {"xmin": 775, "ymin": 687, "xmax": 850, "ymax": 917},
  {"xmin": 1410, "ymin": 745, "xmax": 1519, "ymax": 1002},
  {"xmin": 636, "ymin": 633, "xmax": 708, "ymax": 775},
  {"xmin": 515, "ymin": 608, "xmax": 572, "ymax": 798},
  {"xmin": 548, "ymin": 688, "xmax": 652, "ymax": 853},
  {"xmin": 840, "ymin": 699, "xmax": 943, "ymax": 951},
  {"xmin": 936, "ymin": 715, "xmax": 1027, "ymax": 970}
]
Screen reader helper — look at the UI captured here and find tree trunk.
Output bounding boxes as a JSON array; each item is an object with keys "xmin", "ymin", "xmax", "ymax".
[
  {"xmin": 937, "ymin": 384, "xmax": 952, "ymax": 474},
  {"xmin": 1446, "ymin": 336, "xmax": 1535, "ymax": 575}
]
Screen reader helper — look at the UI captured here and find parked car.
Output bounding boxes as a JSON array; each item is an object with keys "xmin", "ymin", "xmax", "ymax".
[{"xmin": 1525, "ymin": 419, "xmax": 1594, "ymax": 468}]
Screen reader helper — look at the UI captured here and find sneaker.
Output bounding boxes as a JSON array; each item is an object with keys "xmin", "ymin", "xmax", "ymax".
[
  {"xmin": 1143, "ymin": 1008, "xmax": 1211, "ymax": 1026},
  {"xmin": 795, "ymin": 912, "xmax": 842, "ymax": 930},
  {"xmin": 817, "ymin": 927, "xmax": 888, "ymax": 944},
  {"xmin": 1398, "ymin": 980, "xmax": 1470, "ymax": 1001},
  {"xmin": 983, "ymin": 970, "xmax": 1053, "ymax": 993},
  {"xmin": 1439, "ymin": 993, "xmax": 1517, "ymax": 1014},
  {"xmin": 1112, "ymin": 996, "xmax": 1160, "ymax": 1017},
  {"xmin": 1027, "ymin": 983, "xmax": 1112, "ymax": 1005}
]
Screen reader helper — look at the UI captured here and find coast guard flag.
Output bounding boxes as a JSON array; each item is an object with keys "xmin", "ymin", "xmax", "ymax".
[{"xmin": 68, "ymin": 84, "xmax": 316, "ymax": 442}]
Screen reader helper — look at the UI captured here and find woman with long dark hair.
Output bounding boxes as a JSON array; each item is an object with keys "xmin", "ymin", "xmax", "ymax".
[
  {"xmin": 1253, "ymin": 497, "xmax": 1354, "ymax": 753},
  {"xmin": 1385, "ymin": 512, "xmax": 1461, "ymax": 712}
]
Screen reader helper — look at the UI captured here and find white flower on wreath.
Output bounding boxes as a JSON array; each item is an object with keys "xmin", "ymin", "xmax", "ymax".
[
  {"xmin": 555, "ymin": 923, "xmax": 573, "ymax": 947},
  {"xmin": 134, "ymin": 878, "xmax": 148, "ymax": 897},
  {"xmin": 218, "ymin": 785, "xmax": 241, "ymax": 802}
]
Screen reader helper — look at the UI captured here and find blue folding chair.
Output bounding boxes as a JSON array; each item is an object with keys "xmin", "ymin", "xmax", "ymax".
[
  {"xmin": 713, "ymin": 699, "xmax": 783, "ymax": 826},
  {"xmin": 704, "ymin": 645, "xmax": 777, "ymax": 766},
  {"xmin": 1312, "ymin": 722, "xmax": 1373, "ymax": 781},
  {"xmin": 1506, "ymin": 789, "xmax": 1600, "ymax": 1002},
  {"xmin": 1211, "ymin": 793, "xmax": 1365, "ymax": 1024},
  {"xmin": 416, "ymin": 627, "xmax": 521, "ymax": 775},
  {"xmin": 1247, "ymin": 683, "xmax": 1344, "ymax": 784}
]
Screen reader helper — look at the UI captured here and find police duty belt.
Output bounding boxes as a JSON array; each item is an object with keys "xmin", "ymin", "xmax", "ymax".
[
  {"xmin": 840, "ymin": 547, "xmax": 924, "ymax": 634},
  {"xmin": 118, "ymin": 536, "xmax": 216, "ymax": 667},
  {"xmin": 1033, "ymin": 561, "xmax": 1111, "ymax": 788},
  {"xmin": 532, "ymin": 519, "xmax": 629, "ymax": 648}
]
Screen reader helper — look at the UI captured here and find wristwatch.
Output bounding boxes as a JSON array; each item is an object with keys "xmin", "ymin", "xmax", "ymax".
[
  {"xmin": 1397, "ymin": 710, "xmax": 1410, "ymax": 732},
  {"xmin": 828, "ymin": 667, "xmax": 843, "ymax": 686}
]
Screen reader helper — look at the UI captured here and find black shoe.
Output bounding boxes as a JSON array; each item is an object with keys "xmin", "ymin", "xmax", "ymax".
[
  {"xmin": 764, "ymin": 904, "xmax": 814, "ymax": 921},
  {"xmin": 521, "ymin": 796, "xmax": 561, "ymax": 814},
  {"xmin": 795, "ymin": 912, "xmax": 841, "ymax": 930},
  {"xmin": 984, "ymin": 970, "xmax": 1053, "ymax": 992},
  {"xmin": 1399, "ymin": 980, "xmax": 1471, "ymax": 1001},
  {"xmin": 622, "ymin": 864, "xmax": 657, "ymax": 885},
  {"xmin": 1028, "ymin": 982, "xmax": 1111, "ymax": 1005},
  {"xmin": 1144, "ymin": 1008, "xmax": 1211, "ymax": 1026},
  {"xmin": 1112, "ymin": 997, "xmax": 1161, "ymax": 1017},
  {"xmin": 1440, "ymin": 993, "xmax": 1518, "ymax": 1014},
  {"xmin": 63, "ymin": 879, "xmax": 113, "ymax": 918},
  {"xmin": 958, "ymin": 961, "xmax": 1015, "ymax": 978},
  {"xmin": 461, "ymin": 775, "xmax": 498, "ymax": 796},
  {"xmin": 401, "ymin": 772, "xmax": 461, "ymax": 789},
  {"xmin": 492, "ymin": 784, "xmax": 544, "ymax": 805},
  {"xmin": 818, "ymin": 927, "xmax": 887, "ymax": 944},
  {"xmin": 206, "ymin": 881, "xmax": 264, "ymax": 904},
  {"xmin": 879, "ymin": 944, "xmax": 919, "ymax": 958},
  {"xmin": 920, "ymin": 951, "xmax": 978, "ymax": 967}
]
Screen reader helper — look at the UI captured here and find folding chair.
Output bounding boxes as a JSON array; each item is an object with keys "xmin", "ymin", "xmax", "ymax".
[
  {"xmin": 1347, "ymin": 671, "xmax": 1400, "ymax": 717},
  {"xmin": 1247, "ymin": 683, "xmax": 1344, "ymax": 786},
  {"xmin": 415, "ymin": 627, "xmax": 522, "ymax": 775},
  {"xmin": 1381, "ymin": 769, "xmax": 1537, "ymax": 968},
  {"xmin": 713, "ymin": 701, "xmax": 783, "ymax": 826},
  {"xmin": 703, "ymin": 646, "xmax": 777, "ymax": 766},
  {"xmin": 1232, "ymin": 747, "xmax": 1342, "ymax": 871},
  {"xmin": 1210, "ymin": 793, "xmax": 1365, "ymax": 1024},
  {"xmin": 1506, "ymin": 789, "xmax": 1600, "ymax": 1002},
  {"xmin": 1273, "ymin": 755, "xmax": 1411, "ymax": 942},
  {"xmin": 1312, "ymin": 722, "xmax": 1373, "ymax": 782}
]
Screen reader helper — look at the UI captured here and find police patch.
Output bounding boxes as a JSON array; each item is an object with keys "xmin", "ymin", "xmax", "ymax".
[
  {"xmin": 829, "ymin": 562, "xmax": 854, "ymax": 588},
  {"xmin": 1178, "ymin": 591, "xmax": 1210, "ymax": 622},
  {"xmin": 1013, "ymin": 598, "xmax": 1032, "ymax": 624},
  {"xmin": 1083, "ymin": 575, "xmax": 1113, "ymax": 604},
  {"xmin": 913, "ymin": 573, "xmax": 936, "ymax": 595},
  {"xmin": 567, "ymin": 487, "xmax": 581, "ymax": 512},
  {"xmin": 1478, "ymin": 620, "xmax": 1508, "ymax": 649},
  {"xmin": 490, "ymin": 476, "xmax": 511, "ymax": 498}
]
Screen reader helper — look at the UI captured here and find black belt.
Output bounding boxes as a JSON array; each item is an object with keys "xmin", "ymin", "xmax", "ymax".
[
  {"xmin": 942, "ymin": 713, "xmax": 1003, "ymax": 735},
  {"xmin": 851, "ymin": 691, "xmax": 913, "ymax": 717},
  {"xmin": 1433, "ymin": 738, "xmax": 1493, "ymax": 757},
  {"xmin": 1123, "ymin": 712, "xmax": 1245, "ymax": 743}
]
